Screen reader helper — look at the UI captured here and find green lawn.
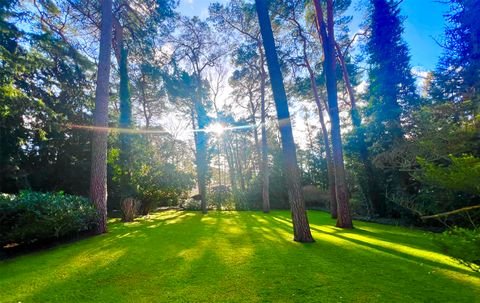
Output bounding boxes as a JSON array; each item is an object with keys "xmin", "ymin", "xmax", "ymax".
[{"xmin": 1, "ymin": 211, "xmax": 479, "ymax": 303}]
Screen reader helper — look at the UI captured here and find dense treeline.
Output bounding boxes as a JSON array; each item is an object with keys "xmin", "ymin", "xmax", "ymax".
[{"xmin": 1, "ymin": 0, "xmax": 479, "ymax": 241}]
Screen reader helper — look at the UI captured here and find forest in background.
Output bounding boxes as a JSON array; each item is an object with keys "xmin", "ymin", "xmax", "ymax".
[{"xmin": 1, "ymin": 0, "xmax": 479, "ymax": 238}]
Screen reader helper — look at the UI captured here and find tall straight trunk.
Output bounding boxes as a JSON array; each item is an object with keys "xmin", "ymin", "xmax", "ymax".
[
  {"xmin": 234, "ymin": 135, "xmax": 246, "ymax": 191},
  {"xmin": 259, "ymin": 43, "xmax": 270, "ymax": 213},
  {"xmin": 335, "ymin": 43, "xmax": 383, "ymax": 216},
  {"xmin": 249, "ymin": 98, "xmax": 261, "ymax": 173},
  {"xmin": 194, "ymin": 97, "xmax": 208, "ymax": 213},
  {"xmin": 308, "ymin": 67, "xmax": 336, "ymax": 218},
  {"xmin": 118, "ymin": 46, "xmax": 134, "ymax": 199},
  {"xmin": 112, "ymin": 18, "xmax": 133, "ymax": 200},
  {"xmin": 190, "ymin": 63, "xmax": 209, "ymax": 214},
  {"xmin": 255, "ymin": 0, "xmax": 314, "ymax": 242},
  {"xmin": 225, "ymin": 139, "xmax": 237, "ymax": 192},
  {"xmin": 191, "ymin": 104, "xmax": 207, "ymax": 212},
  {"xmin": 313, "ymin": 0, "xmax": 353, "ymax": 228},
  {"xmin": 90, "ymin": 0, "xmax": 113, "ymax": 235},
  {"xmin": 295, "ymin": 21, "xmax": 338, "ymax": 218}
]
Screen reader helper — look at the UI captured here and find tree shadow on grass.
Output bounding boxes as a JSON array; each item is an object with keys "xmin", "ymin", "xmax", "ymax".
[
  {"xmin": 12, "ymin": 211, "xmax": 266, "ymax": 303},
  {"xmin": 2, "ymin": 210, "xmax": 479, "ymax": 303},
  {"xmin": 265, "ymin": 209, "xmax": 479, "ymax": 279}
]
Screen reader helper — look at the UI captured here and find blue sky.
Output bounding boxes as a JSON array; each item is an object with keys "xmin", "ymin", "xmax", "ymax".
[{"xmin": 177, "ymin": 0, "xmax": 448, "ymax": 71}]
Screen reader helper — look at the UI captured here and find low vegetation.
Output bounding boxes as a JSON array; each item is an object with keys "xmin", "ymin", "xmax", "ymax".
[
  {"xmin": 1, "ymin": 211, "xmax": 479, "ymax": 303},
  {"xmin": 0, "ymin": 191, "xmax": 97, "ymax": 249}
]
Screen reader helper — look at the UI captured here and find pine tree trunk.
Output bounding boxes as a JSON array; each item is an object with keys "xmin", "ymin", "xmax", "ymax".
[
  {"xmin": 304, "ymin": 53, "xmax": 337, "ymax": 218},
  {"xmin": 335, "ymin": 43, "xmax": 383, "ymax": 217},
  {"xmin": 293, "ymin": 15, "xmax": 338, "ymax": 218},
  {"xmin": 312, "ymin": 0, "xmax": 353, "ymax": 228},
  {"xmin": 225, "ymin": 139, "xmax": 237, "ymax": 192},
  {"xmin": 118, "ymin": 46, "xmax": 133, "ymax": 200},
  {"xmin": 259, "ymin": 45, "xmax": 270, "ymax": 213},
  {"xmin": 256, "ymin": 0, "xmax": 314, "ymax": 242},
  {"xmin": 195, "ymin": 100, "xmax": 208, "ymax": 214},
  {"xmin": 90, "ymin": 0, "xmax": 113, "ymax": 235}
]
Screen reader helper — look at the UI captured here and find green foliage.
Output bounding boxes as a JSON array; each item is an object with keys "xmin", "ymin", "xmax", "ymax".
[
  {"xmin": 108, "ymin": 136, "xmax": 195, "ymax": 215},
  {"xmin": 365, "ymin": 0, "xmax": 419, "ymax": 151},
  {"xmin": 135, "ymin": 163, "xmax": 194, "ymax": 214},
  {"xmin": 435, "ymin": 227, "xmax": 480, "ymax": 272},
  {"xmin": 0, "ymin": 191, "xmax": 97, "ymax": 248},
  {"xmin": 0, "ymin": 1, "xmax": 94, "ymax": 195},
  {"xmin": 210, "ymin": 185, "xmax": 233, "ymax": 210},
  {"xmin": 416, "ymin": 155, "xmax": 480, "ymax": 196}
]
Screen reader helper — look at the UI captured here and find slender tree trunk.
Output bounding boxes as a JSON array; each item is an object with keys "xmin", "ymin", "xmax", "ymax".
[
  {"xmin": 195, "ymin": 99, "xmax": 208, "ymax": 214},
  {"xmin": 190, "ymin": 66, "xmax": 209, "ymax": 214},
  {"xmin": 112, "ymin": 18, "xmax": 134, "ymax": 201},
  {"xmin": 139, "ymin": 73, "xmax": 151, "ymax": 129},
  {"xmin": 225, "ymin": 139, "xmax": 237, "ymax": 192},
  {"xmin": 298, "ymin": 30, "xmax": 337, "ymax": 218},
  {"xmin": 259, "ymin": 44, "xmax": 270, "ymax": 213},
  {"xmin": 90, "ymin": 0, "xmax": 113, "ymax": 235},
  {"xmin": 335, "ymin": 43, "xmax": 383, "ymax": 216},
  {"xmin": 234, "ymin": 135, "xmax": 246, "ymax": 191},
  {"xmin": 307, "ymin": 65, "xmax": 337, "ymax": 218},
  {"xmin": 118, "ymin": 46, "xmax": 133, "ymax": 198},
  {"xmin": 312, "ymin": 0, "xmax": 353, "ymax": 228},
  {"xmin": 256, "ymin": 0, "xmax": 314, "ymax": 242},
  {"xmin": 249, "ymin": 98, "xmax": 262, "ymax": 173}
]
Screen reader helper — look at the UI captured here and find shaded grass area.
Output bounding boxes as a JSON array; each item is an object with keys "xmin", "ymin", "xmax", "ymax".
[{"xmin": 0, "ymin": 210, "xmax": 479, "ymax": 303}]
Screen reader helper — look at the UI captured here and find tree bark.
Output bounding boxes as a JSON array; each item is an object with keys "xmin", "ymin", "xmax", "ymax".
[
  {"xmin": 294, "ymin": 20, "xmax": 337, "ymax": 218},
  {"xmin": 259, "ymin": 43, "xmax": 270, "ymax": 213},
  {"xmin": 225, "ymin": 139, "xmax": 237, "ymax": 192},
  {"xmin": 234, "ymin": 135, "xmax": 246, "ymax": 191},
  {"xmin": 335, "ymin": 43, "xmax": 383, "ymax": 216},
  {"xmin": 312, "ymin": 0, "xmax": 353, "ymax": 228},
  {"xmin": 90, "ymin": 0, "xmax": 113, "ymax": 235},
  {"xmin": 256, "ymin": 0, "xmax": 314, "ymax": 242},
  {"xmin": 308, "ymin": 66, "xmax": 337, "ymax": 219},
  {"xmin": 194, "ymin": 90, "xmax": 209, "ymax": 214}
]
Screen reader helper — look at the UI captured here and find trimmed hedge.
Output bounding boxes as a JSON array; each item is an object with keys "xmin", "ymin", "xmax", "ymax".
[{"xmin": 0, "ymin": 191, "xmax": 98, "ymax": 248}]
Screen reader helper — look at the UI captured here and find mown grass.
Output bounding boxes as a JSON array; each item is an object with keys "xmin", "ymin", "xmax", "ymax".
[{"xmin": 0, "ymin": 210, "xmax": 479, "ymax": 302}]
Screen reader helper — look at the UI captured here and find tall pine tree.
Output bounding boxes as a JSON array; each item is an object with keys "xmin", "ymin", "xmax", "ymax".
[
  {"xmin": 430, "ymin": 0, "xmax": 480, "ymax": 117},
  {"xmin": 364, "ymin": 0, "xmax": 419, "ymax": 216}
]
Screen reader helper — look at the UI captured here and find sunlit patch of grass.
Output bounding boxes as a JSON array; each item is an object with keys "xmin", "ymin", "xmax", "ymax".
[{"xmin": 0, "ymin": 210, "xmax": 479, "ymax": 303}]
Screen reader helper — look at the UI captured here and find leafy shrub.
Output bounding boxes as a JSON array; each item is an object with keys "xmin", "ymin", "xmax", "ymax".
[
  {"xmin": 434, "ymin": 227, "xmax": 480, "ymax": 272},
  {"xmin": 210, "ymin": 185, "xmax": 233, "ymax": 210},
  {"xmin": 0, "ymin": 191, "xmax": 98, "ymax": 248},
  {"xmin": 416, "ymin": 155, "xmax": 480, "ymax": 196},
  {"xmin": 108, "ymin": 140, "xmax": 195, "ymax": 215}
]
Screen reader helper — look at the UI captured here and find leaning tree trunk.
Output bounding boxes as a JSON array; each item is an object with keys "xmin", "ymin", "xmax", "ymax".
[
  {"xmin": 90, "ymin": 0, "xmax": 113, "ymax": 235},
  {"xmin": 256, "ymin": 0, "xmax": 314, "ymax": 242},
  {"xmin": 313, "ymin": 0, "xmax": 353, "ymax": 228}
]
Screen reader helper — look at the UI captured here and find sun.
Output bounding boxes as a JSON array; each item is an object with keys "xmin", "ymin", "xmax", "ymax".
[{"xmin": 206, "ymin": 123, "xmax": 225, "ymax": 136}]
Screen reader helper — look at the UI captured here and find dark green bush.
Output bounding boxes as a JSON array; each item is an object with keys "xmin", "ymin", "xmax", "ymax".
[
  {"xmin": 0, "ymin": 191, "xmax": 98, "ymax": 248},
  {"xmin": 434, "ymin": 227, "xmax": 480, "ymax": 272}
]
